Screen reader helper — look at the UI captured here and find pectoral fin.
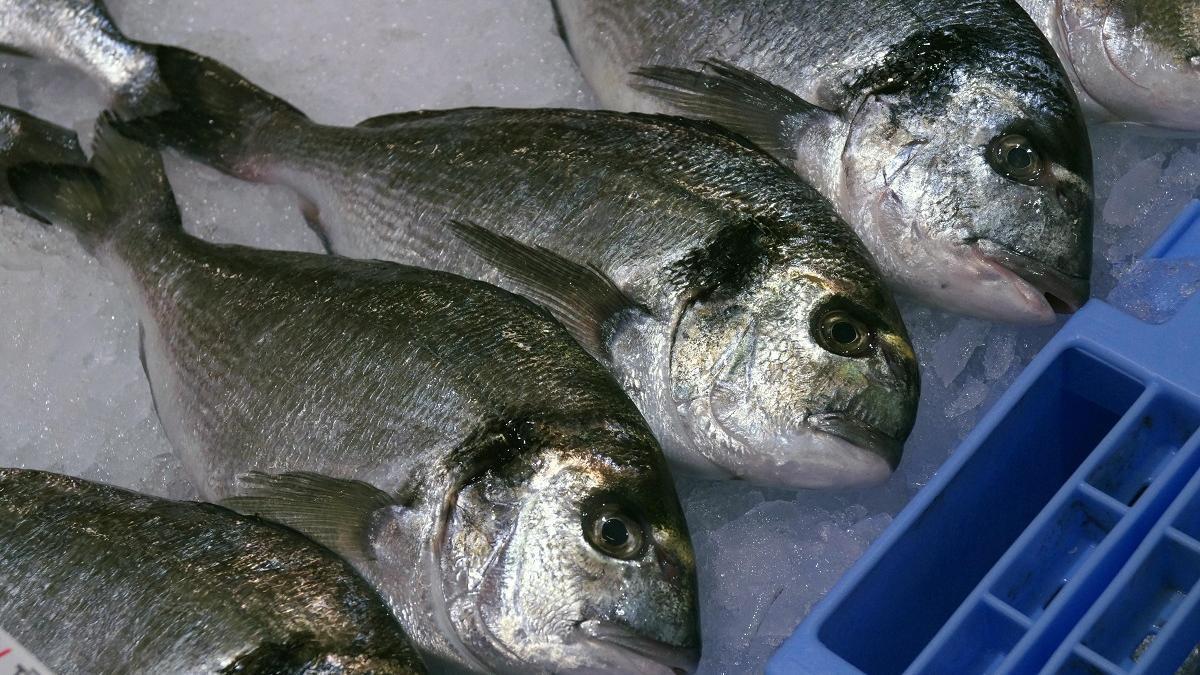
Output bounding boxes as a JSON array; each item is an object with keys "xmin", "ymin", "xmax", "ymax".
[
  {"xmin": 447, "ymin": 219, "xmax": 646, "ymax": 361},
  {"xmin": 632, "ymin": 59, "xmax": 838, "ymax": 162},
  {"xmin": 222, "ymin": 471, "xmax": 394, "ymax": 563}
]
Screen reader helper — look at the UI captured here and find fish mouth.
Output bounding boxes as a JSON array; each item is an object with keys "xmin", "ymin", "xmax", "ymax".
[
  {"xmin": 570, "ymin": 620, "xmax": 700, "ymax": 675},
  {"xmin": 710, "ymin": 415, "xmax": 898, "ymax": 489},
  {"xmin": 974, "ymin": 240, "xmax": 1090, "ymax": 314},
  {"xmin": 808, "ymin": 413, "xmax": 903, "ymax": 471}
]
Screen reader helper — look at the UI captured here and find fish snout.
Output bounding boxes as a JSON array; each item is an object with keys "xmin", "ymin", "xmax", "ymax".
[
  {"xmin": 570, "ymin": 620, "xmax": 700, "ymax": 675},
  {"xmin": 714, "ymin": 422, "xmax": 899, "ymax": 489},
  {"xmin": 975, "ymin": 240, "xmax": 1090, "ymax": 315}
]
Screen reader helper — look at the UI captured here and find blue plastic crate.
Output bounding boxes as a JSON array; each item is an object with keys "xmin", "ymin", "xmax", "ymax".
[{"xmin": 769, "ymin": 201, "xmax": 1200, "ymax": 675}]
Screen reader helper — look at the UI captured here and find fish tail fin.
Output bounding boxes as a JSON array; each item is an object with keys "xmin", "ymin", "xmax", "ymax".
[
  {"xmin": 8, "ymin": 112, "xmax": 180, "ymax": 252},
  {"xmin": 0, "ymin": 0, "xmax": 172, "ymax": 117},
  {"xmin": 116, "ymin": 44, "xmax": 307, "ymax": 179},
  {"xmin": 0, "ymin": 105, "xmax": 88, "ymax": 222}
]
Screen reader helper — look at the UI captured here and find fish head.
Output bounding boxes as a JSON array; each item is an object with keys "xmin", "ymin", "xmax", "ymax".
[
  {"xmin": 836, "ymin": 24, "xmax": 1093, "ymax": 323},
  {"xmin": 422, "ymin": 425, "xmax": 699, "ymax": 674},
  {"xmin": 1055, "ymin": 0, "xmax": 1200, "ymax": 129},
  {"xmin": 669, "ymin": 231, "xmax": 919, "ymax": 489}
]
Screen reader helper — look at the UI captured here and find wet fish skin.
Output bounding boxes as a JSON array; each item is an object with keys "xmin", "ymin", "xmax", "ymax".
[
  {"xmin": 110, "ymin": 41, "xmax": 916, "ymax": 490},
  {"xmin": 555, "ymin": 0, "xmax": 1094, "ymax": 325},
  {"xmin": 1019, "ymin": 0, "xmax": 1200, "ymax": 129},
  {"xmin": 6, "ymin": 118, "xmax": 699, "ymax": 675},
  {"xmin": 0, "ymin": 0, "xmax": 169, "ymax": 116},
  {"xmin": 0, "ymin": 468, "xmax": 424, "ymax": 674}
]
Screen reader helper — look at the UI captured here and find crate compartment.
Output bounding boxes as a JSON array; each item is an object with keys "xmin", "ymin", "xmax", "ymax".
[
  {"xmin": 1172, "ymin": 481, "xmax": 1200, "ymax": 544},
  {"xmin": 1086, "ymin": 396, "xmax": 1200, "ymax": 507},
  {"xmin": 1058, "ymin": 648, "xmax": 1121, "ymax": 675},
  {"xmin": 914, "ymin": 602, "xmax": 1027, "ymax": 675},
  {"xmin": 812, "ymin": 348, "xmax": 1143, "ymax": 675},
  {"xmin": 992, "ymin": 494, "xmax": 1124, "ymax": 619},
  {"xmin": 1081, "ymin": 536, "xmax": 1200, "ymax": 669}
]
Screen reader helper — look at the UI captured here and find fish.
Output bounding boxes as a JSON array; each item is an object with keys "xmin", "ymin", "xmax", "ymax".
[
  {"xmin": 0, "ymin": 468, "xmax": 425, "ymax": 674},
  {"xmin": 553, "ymin": 0, "xmax": 1095, "ymax": 324},
  {"xmin": 0, "ymin": 104, "xmax": 87, "ymax": 219},
  {"xmin": 0, "ymin": 0, "xmax": 170, "ymax": 116},
  {"xmin": 5, "ymin": 117, "xmax": 700, "ymax": 675},
  {"xmin": 1017, "ymin": 0, "xmax": 1200, "ymax": 129},
  {"xmin": 0, "ymin": 0, "xmax": 921, "ymax": 489}
]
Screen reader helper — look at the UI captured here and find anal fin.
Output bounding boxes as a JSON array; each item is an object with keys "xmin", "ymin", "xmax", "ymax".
[
  {"xmin": 447, "ymin": 220, "xmax": 645, "ymax": 361},
  {"xmin": 297, "ymin": 196, "xmax": 332, "ymax": 254}
]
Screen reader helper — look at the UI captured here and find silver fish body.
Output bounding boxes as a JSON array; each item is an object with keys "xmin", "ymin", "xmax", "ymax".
[
  {"xmin": 6, "ymin": 119, "xmax": 700, "ymax": 674},
  {"xmin": 1018, "ymin": 0, "xmax": 1200, "ymax": 129},
  {"xmin": 250, "ymin": 106, "xmax": 918, "ymax": 490},
  {"xmin": 1, "ymin": 0, "xmax": 920, "ymax": 490},
  {"xmin": 82, "ymin": 37, "xmax": 918, "ymax": 490},
  {"xmin": 0, "ymin": 468, "xmax": 424, "ymax": 674},
  {"xmin": 555, "ymin": 0, "xmax": 1095, "ymax": 324}
]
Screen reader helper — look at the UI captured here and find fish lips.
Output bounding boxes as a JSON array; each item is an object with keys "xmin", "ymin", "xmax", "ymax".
[
  {"xmin": 974, "ymin": 240, "xmax": 1090, "ymax": 315},
  {"xmin": 710, "ymin": 414, "xmax": 902, "ymax": 489},
  {"xmin": 567, "ymin": 620, "xmax": 700, "ymax": 675},
  {"xmin": 807, "ymin": 412, "xmax": 904, "ymax": 472}
]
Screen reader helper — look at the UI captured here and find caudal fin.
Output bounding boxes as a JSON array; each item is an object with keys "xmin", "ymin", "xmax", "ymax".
[
  {"xmin": 7, "ymin": 112, "xmax": 180, "ymax": 253},
  {"xmin": 117, "ymin": 45, "xmax": 307, "ymax": 178},
  {"xmin": 0, "ymin": 0, "xmax": 173, "ymax": 117},
  {"xmin": 0, "ymin": 105, "xmax": 88, "ymax": 222}
]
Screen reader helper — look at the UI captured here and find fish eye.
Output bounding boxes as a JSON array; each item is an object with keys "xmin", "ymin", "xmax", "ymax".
[
  {"xmin": 987, "ymin": 134, "xmax": 1043, "ymax": 184},
  {"xmin": 814, "ymin": 310, "xmax": 874, "ymax": 358},
  {"xmin": 585, "ymin": 507, "xmax": 644, "ymax": 560}
]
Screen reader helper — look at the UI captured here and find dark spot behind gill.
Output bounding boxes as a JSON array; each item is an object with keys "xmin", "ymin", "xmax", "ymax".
[{"xmin": 665, "ymin": 219, "xmax": 769, "ymax": 295}]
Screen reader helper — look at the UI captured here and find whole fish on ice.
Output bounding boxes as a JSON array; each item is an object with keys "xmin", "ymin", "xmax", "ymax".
[
  {"xmin": 4, "ymin": 116, "xmax": 700, "ymax": 675},
  {"xmin": 555, "ymin": 0, "xmax": 1095, "ymax": 324},
  {"xmin": 0, "ymin": 0, "xmax": 921, "ymax": 489}
]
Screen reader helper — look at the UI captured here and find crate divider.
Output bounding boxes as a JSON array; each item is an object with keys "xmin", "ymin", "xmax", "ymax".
[
  {"xmin": 1128, "ymin": 560, "xmax": 1200, "ymax": 674},
  {"xmin": 898, "ymin": 599, "xmax": 1028, "ymax": 675},
  {"xmin": 990, "ymin": 489, "xmax": 1125, "ymax": 621},
  {"xmin": 1077, "ymin": 483, "xmax": 1130, "ymax": 516},
  {"xmin": 1067, "ymin": 646, "xmax": 1124, "ymax": 675},
  {"xmin": 1167, "ymin": 527, "xmax": 1200, "ymax": 554},
  {"xmin": 981, "ymin": 594, "xmax": 1032, "ymax": 628}
]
